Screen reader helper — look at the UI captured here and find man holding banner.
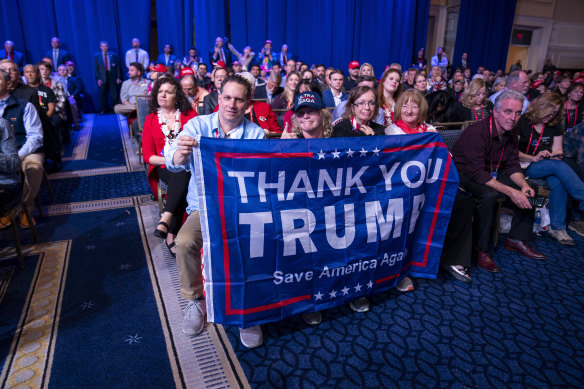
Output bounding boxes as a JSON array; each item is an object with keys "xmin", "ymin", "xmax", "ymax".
[{"xmin": 165, "ymin": 74, "xmax": 267, "ymax": 348}]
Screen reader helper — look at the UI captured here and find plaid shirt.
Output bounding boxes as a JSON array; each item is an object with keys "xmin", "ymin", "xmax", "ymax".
[
  {"xmin": 564, "ymin": 121, "xmax": 584, "ymax": 167},
  {"xmin": 47, "ymin": 78, "xmax": 67, "ymax": 118}
]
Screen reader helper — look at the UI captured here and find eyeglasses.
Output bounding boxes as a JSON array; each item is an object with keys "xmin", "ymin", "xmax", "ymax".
[{"xmin": 353, "ymin": 101, "xmax": 376, "ymax": 108}]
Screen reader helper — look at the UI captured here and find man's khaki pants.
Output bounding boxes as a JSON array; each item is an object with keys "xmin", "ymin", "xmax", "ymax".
[
  {"xmin": 21, "ymin": 152, "xmax": 44, "ymax": 210},
  {"xmin": 175, "ymin": 211, "xmax": 204, "ymax": 300}
]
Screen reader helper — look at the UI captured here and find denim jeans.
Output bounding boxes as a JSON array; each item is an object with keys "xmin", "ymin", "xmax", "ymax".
[{"xmin": 525, "ymin": 159, "xmax": 584, "ymax": 230}]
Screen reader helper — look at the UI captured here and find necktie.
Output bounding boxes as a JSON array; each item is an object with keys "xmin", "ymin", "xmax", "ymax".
[
  {"xmin": 104, "ymin": 53, "xmax": 108, "ymax": 71},
  {"xmin": 135, "ymin": 49, "xmax": 139, "ymax": 62},
  {"xmin": 284, "ymin": 54, "xmax": 287, "ymax": 65},
  {"xmin": 220, "ymin": 49, "xmax": 225, "ymax": 63},
  {"xmin": 53, "ymin": 49, "xmax": 58, "ymax": 67},
  {"xmin": 9, "ymin": 53, "xmax": 13, "ymax": 61}
]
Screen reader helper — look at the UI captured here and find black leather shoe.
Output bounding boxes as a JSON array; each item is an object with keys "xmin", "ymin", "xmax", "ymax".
[{"xmin": 154, "ymin": 221, "xmax": 169, "ymax": 239}]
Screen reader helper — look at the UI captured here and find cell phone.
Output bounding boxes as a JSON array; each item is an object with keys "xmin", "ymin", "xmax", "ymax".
[{"xmin": 527, "ymin": 196, "xmax": 546, "ymax": 208}]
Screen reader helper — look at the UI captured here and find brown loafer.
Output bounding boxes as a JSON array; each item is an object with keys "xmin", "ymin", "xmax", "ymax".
[
  {"xmin": 477, "ymin": 251, "xmax": 500, "ymax": 273},
  {"xmin": 504, "ymin": 239, "xmax": 546, "ymax": 260}
]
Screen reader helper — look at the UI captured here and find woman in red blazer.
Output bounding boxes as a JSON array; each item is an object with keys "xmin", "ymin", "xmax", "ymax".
[{"xmin": 142, "ymin": 76, "xmax": 197, "ymax": 256}]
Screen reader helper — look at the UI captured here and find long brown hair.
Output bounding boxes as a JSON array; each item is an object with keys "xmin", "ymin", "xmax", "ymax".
[{"xmin": 377, "ymin": 68, "xmax": 402, "ymax": 108}]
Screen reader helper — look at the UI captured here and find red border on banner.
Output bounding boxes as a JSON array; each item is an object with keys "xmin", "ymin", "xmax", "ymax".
[{"xmin": 213, "ymin": 143, "xmax": 450, "ymax": 316}]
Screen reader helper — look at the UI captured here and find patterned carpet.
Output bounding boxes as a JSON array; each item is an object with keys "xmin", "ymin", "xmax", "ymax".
[{"xmin": 1, "ymin": 113, "xmax": 584, "ymax": 388}]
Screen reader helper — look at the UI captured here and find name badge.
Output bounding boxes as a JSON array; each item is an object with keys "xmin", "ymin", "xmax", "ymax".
[{"xmin": 490, "ymin": 171, "xmax": 498, "ymax": 179}]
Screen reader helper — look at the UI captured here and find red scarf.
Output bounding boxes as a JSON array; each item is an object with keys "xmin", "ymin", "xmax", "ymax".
[{"xmin": 394, "ymin": 119, "xmax": 427, "ymax": 134}]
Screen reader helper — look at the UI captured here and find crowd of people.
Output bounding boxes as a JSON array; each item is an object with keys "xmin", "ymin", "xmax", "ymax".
[{"xmin": 2, "ymin": 36, "xmax": 584, "ymax": 350}]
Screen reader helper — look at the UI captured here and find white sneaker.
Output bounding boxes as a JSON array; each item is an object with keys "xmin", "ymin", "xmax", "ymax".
[
  {"xmin": 396, "ymin": 276, "xmax": 414, "ymax": 292},
  {"xmin": 182, "ymin": 299, "xmax": 206, "ymax": 336},
  {"xmin": 349, "ymin": 297, "xmax": 370, "ymax": 312},
  {"xmin": 568, "ymin": 220, "xmax": 584, "ymax": 237},
  {"xmin": 548, "ymin": 228, "xmax": 575, "ymax": 246},
  {"xmin": 239, "ymin": 325, "xmax": 263, "ymax": 348},
  {"xmin": 302, "ymin": 312, "xmax": 322, "ymax": 325}
]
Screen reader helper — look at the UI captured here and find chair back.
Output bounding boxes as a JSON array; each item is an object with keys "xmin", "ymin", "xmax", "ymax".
[
  {"xmin": 196, "ymin": 101, "xmax": 204, "ymax": 115},
  {"xmin": 438, "ymin": 128, "xmax": 464, "ymax": 150},
  {"xmin": 135, "ymin": 95, "xmax": 150, "ymax": 133}
]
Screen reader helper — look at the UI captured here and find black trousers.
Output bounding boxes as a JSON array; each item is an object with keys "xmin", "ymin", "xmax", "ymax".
[
  {"xmin": 98, "ymin": 71, "xmax": 118, "ymax": 113},
  {"xmin": 459, "ymin": 172, "xmax": 536, "ymax": 252},
  {"xmin": 157, "ymin": 167, "xmax": 191, "ymax": 235},
  {"xmin": 440, "ymin": 189, "xmax": 474, "ymax": 267}
]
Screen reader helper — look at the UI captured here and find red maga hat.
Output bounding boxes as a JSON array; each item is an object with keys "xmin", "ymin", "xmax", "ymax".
[
  {"xmin": 349, "ymin": 61, "xmax": 360, "ymax": 69},
  {"xmin": 149, "ymin": 64, "xmax": 167, "ymax": 73},
  {"xmin": 215, "ymin": 60, "xmax": 226, "ymax": 69},
  {"xmin": 180, "ymin": 68, "xmax": 195, "ymax": 77}
]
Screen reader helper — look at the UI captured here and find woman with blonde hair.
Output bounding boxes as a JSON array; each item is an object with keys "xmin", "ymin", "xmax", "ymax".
[
  {"xmin": 359, "ymin": 63, "xmax": 375, "ymax": 78},
  {"xmin": 385, "ymin": 89, "xmax": 436, "ymax": 134},
  {"xmin": 377, "ymin": 68, "xmax": 403, "ymax": 126},
  {"xmin": 517, "ymin": 91, "xmax": 584, "ymax": 245},
  {"xmin": 451, "ymin": 78, "xmax": 493, "ymax": 122},
  {"xmin": 281, "ymin": 91, "xmax": 333, "ymax": 139},
  {"xmin": 272, "ymin": 71, "xmax": 300, "ymax": 110}
]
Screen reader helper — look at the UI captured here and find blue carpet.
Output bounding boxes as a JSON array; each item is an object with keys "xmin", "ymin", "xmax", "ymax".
[
  {"xmin": 40, "ymin": 171, "xmax": 150, "ymax": 204},
  {"xmin": 61, "ymin": 114, "xmax": 128, "ymax": 171},
  {"xmin": 225, "ymin": 233, "xmax": 584, "ymax": 388},
  {"xmin": 0, "ymin": 208, "xmax": 176, "ymax": 388}
]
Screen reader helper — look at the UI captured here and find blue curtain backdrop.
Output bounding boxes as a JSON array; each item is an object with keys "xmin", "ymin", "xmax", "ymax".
[
  {"xmin": 453, "ymin": 0, "xmax": 517, "ymax": 74},
  {"xmin": 1, "ymin": 0, "xmax": 428, "ymax": 112}
]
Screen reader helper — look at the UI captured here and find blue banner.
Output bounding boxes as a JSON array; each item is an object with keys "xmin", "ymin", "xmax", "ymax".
[{"xmin": 194, "ymin": 133, "xmax": 459, "ymax": 328}]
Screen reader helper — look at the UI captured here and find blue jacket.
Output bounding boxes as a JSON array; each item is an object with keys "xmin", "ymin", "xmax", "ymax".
[
  {"xmin": 0, "ymin": 50, "xmax": 25, "ymax": 68},
  {"xmin": 44, "ymin": 49, "xmax": 70, "ymax": 67},
  {"xmin": 322, "ymin": 89, "xmax": 348, "ymax": 108},
  {"xmin": 94, "ymin": 51, "xmax": 121, "ymax": 81},
  {"xmin": 156, "ymin": 54, "xmax": 178, "ymax": 68}
]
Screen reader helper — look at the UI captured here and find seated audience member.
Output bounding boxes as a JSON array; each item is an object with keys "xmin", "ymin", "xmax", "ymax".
[
  {"xmin": 301, "ymin": 69, "xmax": 314, "ymax": 82},
  {"xmin": 165, "ymin": 74, "xmax": 266, "ymax": 348},
  {"xmin": 231, "ymin": 62, "xmax": 243, "ymax": 74},
  {"xmin": 57, "ymin": 64, "xmax": 82, "ymax": 128},
  {"xmin": 527, "ymin": 80, "xmax": 544, "ymax": 101},
  {"xmin": 249, "ymin": 64, "xmax": 265, "ymax": 87},
  {"xmin": 23, "ymin": 65, "xmax": 62, "ymax": 138},
  {"xmin": 323, "ymin": 67, "xmax": 334, "ymax": 90},
  {"xmin": 147, "ymin": 64, "xmax": 167, "ymax": 93},
  {"xmin": 0, "ymin": 60, "xmax": 38, "ymax": 105},
  {"xmin": 281, "ymin": 79, "xmax": 323, "ymax": 131},
  {"xmin": 331, "ymin": 85, "xmax": 385, "ymax": 137},
  {"xmin": 182, "ymin": 47, "xmax": 202, "ymax": 70},
  {"xmin": 38, "ymin": 61, "xmax": 68, "ymax": 145},
  {"xmin": 157, "ymin": 43, "xmax": 177, "ymax": 68},
  {"xmin": 563, "ymin": 83, "xmax": 583, "ymax": 132},
  {"xmin": 427, "ymin": 66, "xmax": 446, "ymax": 92},
  {"xmin": 213, "ymin": 72, "xmax": 280, "ymax": 134},
  {"xmin": 313, "ymin": 64, "xmax": 326, "ymax": 87},
  {"xmin": 385, "ymin": 89, "xmax": 473, "ymax": 283},
  {"xmin": 553, "ymin": 74, "xmax": 571, "ymax": 99},
  {"xmin": 181, "ymin": 73, "xmax": 209, "ymax": 112},
  {"xmin": 276, "ymin": 44, "xmax": 292, "ymax": 68},
  {"xmin": 142, "ymin": 76, "xmax": 197, "ymax": 256},
  {"xmin": 412, "ymin": 48, "xmax": 427, "ymax": 71},
  {"xmin": 377, "ymin": 68, "xmax": 402, "ymax": 126},
  {"xmin": 359, "ymin": 63, "xmax": 375, "ymax": 78},
  {"xmin": 450, "ymin": 79, "xmax": 465, "ymax": 102},
  {"xmin": 491, "ymin": 77, "xmax": 506, "ymax": 96},
  {"xmin": 490, "ymin": 70, "xmax": 530, "ymax": 113},
  {"xmin": 452, "ymin": 90, "xmax": 545, "ymax": 273},
  {"xmin": 426, "ymin": 90, "xmax": 454, "ymax": 124},
  {"xmin": 298, "ymin": 63, "xmax": 310, "ymax": 74},
  {"xmin": 332, "ymin": 75, "xmax": 383, "ymax": 125},
  {"xmin": 209, "ymin": 37, "xmax": 232, "ymax": 67},
  {"xmin": 272, "ymin": 71, "xmax": 300, "ymax": 110},
  {"xmin": 114, "ymin": 62, "xmax": 149, "ymax": 116},
  {"xmin": 413, "ymin": 73, "xmax": 428, "ymax": 96},
  {"xmin": 0, "ymin": 69, "xmax": 43, "ymax": 228},
  {"xmin": 195, "ymin": 63, "xmax": 211, "ymax": 90},
  {"xmin": 254, "ymin": 71, "xmax": 283, "ymax": 104},
  {"xmin": 125, "ymin": 38, "xmax": 150, "ymax": 71},
  {"xmin": 402, "ymin": 68, "xmax": 417, "ymax": 91},
  {"xmin": 0, "ymin": 118, "xmax": 21, "ymax": 226},
  {"xmin": 344, "ymin": 61, "xmax": 360, "ymax": 91},
  {"xmin": 450, "ymin": 78, "xmax": 493, "ymax": 122},
  {"xmin": 323, "ymin": 70, "xmax": 348, "ymax": 108},
  {"xmin": 45, "ymin": 37, "xmax": 70, "ymax": 68},
  {"xmin": 454, "ymin": 52, "xmax": 469, "ymax": 72},
  {"xmin": 517, "ymin": 91, "xmax": 584, "ymax": 245},
  {"xmin": 200, "ymin": 67, "xmax": 227, "ymax": 115},
  {"xmin": 227, "ymin": 43, "xmax": 255, "ymax": 71},
  {"xmin": 0, "ymin": 41, "xmax": 25, "ymax": 69}
]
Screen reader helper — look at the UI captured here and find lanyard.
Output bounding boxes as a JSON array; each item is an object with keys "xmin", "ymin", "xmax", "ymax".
[
  {"xmin": 566, "ymin": 101, "xmax": 577, "ymax": 128},
  {"xmin": 525, "ymin": 124, "xmax": 545, "ymax": 155},
  {"xmin": 351, "ymin": 116, "xmax": 361, "ymax": 132},
  {"xmin": 248, "ymin": 104, "xmax": 255, "ymax": 123},
  {"xmin": 489, "ymin": 117, "xmax": 505, "ymax": 173},
  {"xmin": 471, "ymin": 108, "xmax": 484, "ymax": 121},
  {"xmin": 214, "ymin": 118, "xmax": 247, "ymax": 138}
]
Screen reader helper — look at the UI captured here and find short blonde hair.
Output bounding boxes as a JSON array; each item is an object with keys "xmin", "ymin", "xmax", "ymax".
[
  {"xmin": 393, "ymin": 89, "xmax": 428, "ymax": 125},
  {"xmin": 359, "ymin": 63, "xmax": 375, "ymax": 78},
  {"xmin": 291, "ymin": 108, "xmax": 333, "ymax": 138},
  {"xmin": 461, "ymin": 78, "xmax": 487, "ymax": 109}
]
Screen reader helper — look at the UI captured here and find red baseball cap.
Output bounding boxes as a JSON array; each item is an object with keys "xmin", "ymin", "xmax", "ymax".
[
  {"xmin": 265, "ymin": 40, "xmax": 273, "ymax": 45},
  {"xmin": 149, "ymin": 64, "xmax": 167, "ymax": 73},
  {"xmin": 531, "ymin": 80, "xmax": 543, "ymax": 89},
  {"xmin": 180, "ymin": 68, "xmax": 195, "ymax": 78},
  {"xmin": 573, "ymin": 76, "xmax": 584, "ymax": 84},
  {"xmin": 215, "ymin": 60, "xmax": 226, "ymax": 69},
  {"xmin": 349, "ymin": 61, "xmax": 360, "ymax": 69},
  {"xmin": 65, "ymin": 61, "xmax": 75, "ymax": 66}
]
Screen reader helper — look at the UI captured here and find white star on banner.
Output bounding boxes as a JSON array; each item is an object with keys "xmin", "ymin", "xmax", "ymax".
[
  {"xmin": 372, "ymin": 147, "xmax": 381, "ymax": 155},
  {"xmin": 341, "ymin": 286, "xmax": 350, "ymax": 296},
  {"xmin": 331, "ymin": 149, "xmax": 341, "ymax": 159},
  {"xmin": 367, "ymin": 280, "xmax": 374, "ymax": 289},
  {"xmin": 360, "ymin": 148, "xmax": 368, "ymax": 157},
  {"xmin": 346, "ymin": 148, "xmax": 355, "ymax": 158},
  {"xmin": 314, "ymin": 291, "xmax": 323, "ymax": 301},
  {"xmin": 354, "ymin": 283, "xmax": 362, "ymax": 292},
  {"xmin": 317, "ymin": 149, "xmax": 326, "ymax": 159},
  {"xmin": 329, "ymin": 289, "xmax": 337, "ymax": 299}
]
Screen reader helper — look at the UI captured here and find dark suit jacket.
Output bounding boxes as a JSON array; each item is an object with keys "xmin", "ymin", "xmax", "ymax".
[
  {"xmin": 94, "ymin": 51, "xmax": 121, "ymax": 81},
  {"xmin": 208, "ymin": 48, "xmax": 232, "ymax": 66},
  {"xmin": 44, "ymin": 49, "xmax": 70, "ymax": 67},
  {"xmin": 201, "ymin": 91, "xmax": 219, "ymax": 115},
  {"xmin": 0, "ymin": 50, "xmax": 25, "ymax": 68},
  {"xmin": 322, "ymin": 89, "xmax": 348, "ymax": 108},
  {"xmin": 156, "ymin": 54, "xmax": 178, "ymax": 68},
  {"xmin": 253, "ymin": 84, "xmax": 283, "ymax": 103},
  {"xmin": 62, "ymin": 76, "xmax": 84, "ymax": 97}
]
